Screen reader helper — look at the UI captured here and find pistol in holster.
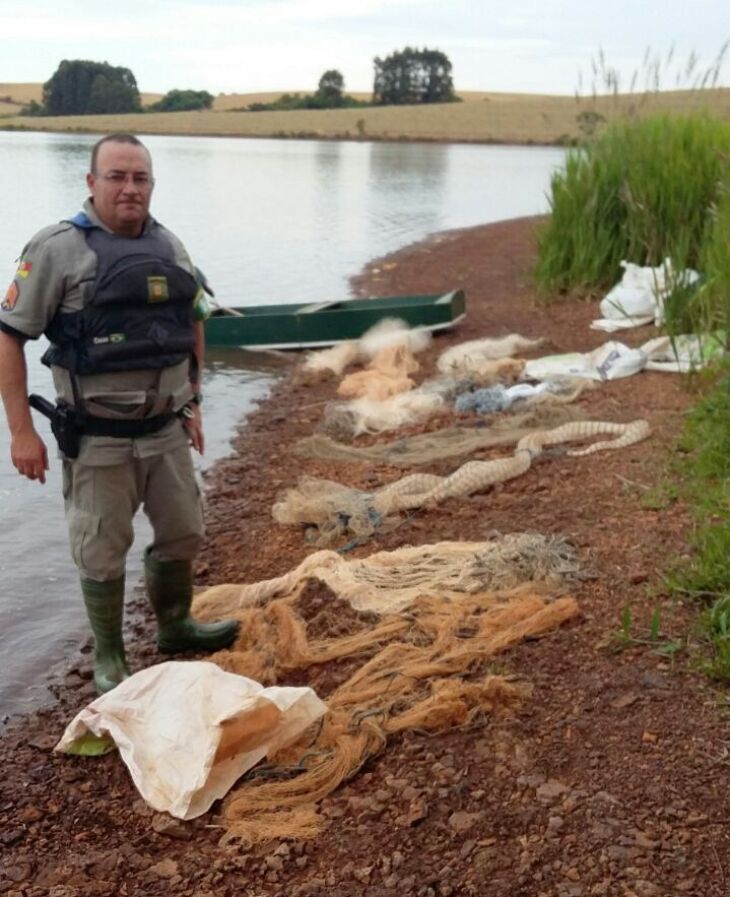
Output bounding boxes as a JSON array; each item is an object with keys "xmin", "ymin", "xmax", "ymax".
[{"xmin": 28, "ymin": 394, "xmax": 81, "ymax": 459}]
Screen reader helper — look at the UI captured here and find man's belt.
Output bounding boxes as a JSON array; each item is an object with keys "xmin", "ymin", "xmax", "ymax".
[
  {"xmin": 81, "ymin": 413, "xmax": 176, "ymax": 437},
  {"xmin": 28, "ymin": 394, "xmax": 176, "ymax": 458}
]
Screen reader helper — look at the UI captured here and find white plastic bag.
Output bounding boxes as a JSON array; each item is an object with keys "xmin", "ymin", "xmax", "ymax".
[
  {"xmin": 55, "ymin": 661, "xmax": 328, "ymax": 820},
  {"xmin": 523, "ymin": 341, "xmax": 647, "ymax": 381}
]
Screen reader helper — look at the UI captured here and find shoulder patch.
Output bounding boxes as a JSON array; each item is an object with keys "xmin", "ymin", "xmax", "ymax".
[{"xmin": 1, "ymin": 280, "xmax": 19, "ymax": 312}]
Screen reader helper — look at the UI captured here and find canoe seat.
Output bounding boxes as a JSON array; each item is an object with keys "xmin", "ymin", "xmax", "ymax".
[{"xmin": 299, "ymin": 300, "xmax": 343, "ymax": 314}]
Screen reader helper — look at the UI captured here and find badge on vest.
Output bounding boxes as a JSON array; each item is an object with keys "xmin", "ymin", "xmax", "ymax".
[{"xmin": 147, "ymin": 276, "xmax": 169, "ymax": 303}]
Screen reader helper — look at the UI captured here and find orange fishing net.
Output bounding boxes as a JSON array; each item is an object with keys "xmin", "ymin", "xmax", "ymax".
[{"xmin": 193, "ymin": 543, "xmax": 579, "ymax": 845}]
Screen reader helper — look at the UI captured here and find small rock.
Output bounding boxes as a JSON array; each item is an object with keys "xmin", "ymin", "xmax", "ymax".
[
  {"xmin": 536, "ymin": 780, "xmax": 570, "ymax": 804},
  {"xmin": 448, "ymin": 811, "xmax": 482, "ymax": 834},
  {"xmin": 28, "ymin": 735, "xmax": 58, "ymax": 751},
  {"xmin": 610, "ymin": 692, "xmax": 638, "ymax": 709},
  {"xmin": 19, "ymin": 806, "xmax": 43, "ymax": 824},
  {"xmin": 265, "ymin": 855, "xmax": 284, "ymax": 872},
  {"xmin": 0, "ymin": 828, "xmax": 25, "ymax": 847},
  {"xmin": 151, "ymin": 814, "xmax": 192, "ymax": 840},
  {"xmin": 353, "ymin": 866, "xmax": 373, "ymax": 884},
  {"xmin": 4, "ymin": 863, "xmax": 32, "ymax": 883},
  {"xmin": 148, "ymin": 859, "xmax": 179, "ymax": 879},
  {"xmin": 633, "ymin": 881, "xmax": 662, "ymax": 897},
  {"xmin": 397, "ymin": 800, "xmax": 428, "ymax": 827}
]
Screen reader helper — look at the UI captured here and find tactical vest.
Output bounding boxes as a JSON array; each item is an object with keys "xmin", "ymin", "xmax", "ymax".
[{"xmin": 42, "ymin": 213, "xmax": 198, "ymax": 375}]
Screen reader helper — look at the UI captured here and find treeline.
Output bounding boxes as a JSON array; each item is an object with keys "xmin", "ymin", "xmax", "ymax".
[
  {"xmin": 21, "ymin": 60, "xmax": 214, "ymax": 117},
  {"xmin": 21, "ymin": 48, "xmax": 457, "ymax": 117},
  {"xmin": 247, "ymin": 49, "xmax": 457, "ymax": 111},
  {"xmin": 246, "ymin": 71, "xmax": 368, "ymax": 112}
]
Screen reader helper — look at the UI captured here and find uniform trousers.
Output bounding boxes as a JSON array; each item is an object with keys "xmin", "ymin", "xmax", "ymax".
[{"xmin": 62, "ymin": 421, "xmax": 204, "ymax": 581}]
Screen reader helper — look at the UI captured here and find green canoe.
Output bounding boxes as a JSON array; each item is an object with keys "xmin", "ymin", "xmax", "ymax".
[{"xmin": 204, "ymin": 289, "xmax": 466, "ymax": 349}]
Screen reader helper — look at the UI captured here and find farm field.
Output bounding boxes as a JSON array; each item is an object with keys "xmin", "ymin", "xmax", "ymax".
[{"xmin": 1, "ymin": 83, "xmax": 728, "ymax": 144}]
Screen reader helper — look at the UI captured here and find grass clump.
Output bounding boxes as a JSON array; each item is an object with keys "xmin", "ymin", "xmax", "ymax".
[
  {"xmin": 535, "ymin": 114, "xmax": 730, "ymax": 302},
  {"xmin": 664, "ymin": 365, "xmax": 730, "ymax": 677}
]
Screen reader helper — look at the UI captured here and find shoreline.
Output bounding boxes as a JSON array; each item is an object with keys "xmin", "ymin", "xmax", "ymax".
[
  {"xmin": 0, "ymin": 123, "xmax": 566, "ymax": 148},
  {"xmin": 2, "ymin": 215, "xmax": 730, "ymax": 896}
]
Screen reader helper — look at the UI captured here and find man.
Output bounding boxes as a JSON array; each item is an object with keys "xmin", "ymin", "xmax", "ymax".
[{"xmin": 0, "ymin": 133, "xmax": 238, "ymax": 694}]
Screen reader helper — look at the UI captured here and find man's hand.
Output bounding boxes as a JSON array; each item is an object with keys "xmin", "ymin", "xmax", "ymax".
[
  {"xmin": 11, "ymin": 426, "xmax": 49, "ymax": 483},
  {"xmin": 182, "ymin": 403, "xmax": 205, "ymax": 455}
]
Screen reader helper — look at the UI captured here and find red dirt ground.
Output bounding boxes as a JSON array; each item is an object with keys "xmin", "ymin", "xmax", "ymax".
[{"xmin": 1, "ymin": 216, "xmax": 728, "ymax": 897}]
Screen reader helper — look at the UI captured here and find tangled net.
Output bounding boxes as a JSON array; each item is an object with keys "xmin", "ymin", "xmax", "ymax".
[
  {"xmin": 275, "ymin": 419, "xmax": 651, "ymax": 544},
  {"xmin": 337, "ymin": 343, "xmax": 420, "ymax": 401},
  {"xmin": 294, "ymin": 405, "xmax": 586, "ymax": 467},
  {"xmin": 437, "ymin": 334, "xmax": 543, "ymax": 377},
  {"xmin": 191, "ymin": 541, "xmax": 580, "ymax": 844}
]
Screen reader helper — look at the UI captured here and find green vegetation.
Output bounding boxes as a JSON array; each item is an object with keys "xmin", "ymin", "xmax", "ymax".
[
  {"xmin": 535, "ymin": 48, "xmax": 730, "ymax": 683},
  {"xmin": 25, "ymin": 60, "xmax": 141, "ymax": 116},
  {"xmin": 664, "ymin": 366, "xmax": 730, "ymax": 678},
  {"xmin": 373, "ymin": 47, "xmax": 457, "ymax": 105},
  {"xmin": 147, "ymin": 89, "xmax": 214, "ymax": 112},
  {"xmin": 611, "ymin": 604, "xmax": 684, "ymax": 657},
  {"xmin": 534, "ymin": 114, "xmax": 730, "ymax": 306},
  {"xmin": 247, "ymin": 70, "xmax": 367, "ymax": 112}
]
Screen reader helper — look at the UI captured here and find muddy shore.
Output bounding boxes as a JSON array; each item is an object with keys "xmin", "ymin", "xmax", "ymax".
[{"xmin": 1, "ymin": 216, "xmax": 729, "ymax": 897}]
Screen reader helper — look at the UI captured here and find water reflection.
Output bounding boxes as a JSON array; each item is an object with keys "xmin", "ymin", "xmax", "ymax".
[{"xmin": 367, "ymin": 142, "xmax": 448, "ymax": 246}]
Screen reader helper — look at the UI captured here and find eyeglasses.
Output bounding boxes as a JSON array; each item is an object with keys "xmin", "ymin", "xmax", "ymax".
[{"xmin": 96, "ymin": 172, "xmax": 155, "ymax": 188}]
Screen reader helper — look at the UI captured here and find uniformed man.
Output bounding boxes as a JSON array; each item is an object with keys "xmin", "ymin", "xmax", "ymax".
[{"xmin": 0, "ymin": 133, "xmax": 238, "ymax": 693}]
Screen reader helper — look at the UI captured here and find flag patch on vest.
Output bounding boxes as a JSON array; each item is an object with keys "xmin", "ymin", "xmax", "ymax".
[
  {"xmin": 147, "ymin": 276, "xmax": 169, "ymax": 303},
  {"xmin": 1, "ymin": 280, "xmax": 19, "ymax": 312},
  {"xmin": 16, "ymin": 260, "xmax": 32, "ymax": 279}
]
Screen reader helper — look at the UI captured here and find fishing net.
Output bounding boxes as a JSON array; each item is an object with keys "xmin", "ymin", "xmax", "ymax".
[
  {"xmin": 337, "ymin": 343, "xmax": 420, "ymax": 400},
  {"xmin": 293, "ymin": 405, "xmax": 586, "ymax": 467},
  {"xmin": 274, "ymin": 419, "xmax": 651, "ymax": 544},
  {"xmin": 301, "ymin": 319, "xmax": 432, "ymax": 377},
  {"xmin": 322, "ymin": 389, "xmax": 446, "ymax": 439},
  {"xmin": 301, "ymin": 342, "xmax": 361, "ymax": 376},
  {"xmin": 195, "ymin": 535, "xmax": 581, "ymax": 618},
  {"xmin": 190, "ymin": 541, "xmax": 580, "ymax": 844},
  {"xmin": 437, "ymin": 334, "xmax": 543, "ymax": 376}
]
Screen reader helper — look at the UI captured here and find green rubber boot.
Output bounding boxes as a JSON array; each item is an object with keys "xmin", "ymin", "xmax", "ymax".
[
  {"xmin": 80, "ymin": 576, "xmax": 130, "ymax": 694},
  {"xmin": 144, "ymin": 548, "xmax": 239, "ymax": 653}
]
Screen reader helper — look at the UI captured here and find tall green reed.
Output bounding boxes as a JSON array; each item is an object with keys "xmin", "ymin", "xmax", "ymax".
[{"xmin": 535, "ymin": 115, "xmax": 730, "ymax": 315}]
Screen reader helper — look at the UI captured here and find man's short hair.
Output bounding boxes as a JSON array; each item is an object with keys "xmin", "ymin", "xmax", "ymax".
[{"xmin": 90, "ymin": 134, "xmax": 150, "ymax": 174}]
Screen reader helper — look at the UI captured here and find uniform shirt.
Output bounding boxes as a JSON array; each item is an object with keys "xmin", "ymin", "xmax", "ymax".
[{"xmin": 1, "ymin": 200, "xmax": 209, "ymax": 462}]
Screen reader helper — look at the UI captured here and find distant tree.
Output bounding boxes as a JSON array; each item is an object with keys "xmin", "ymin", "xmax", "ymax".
[
  {"xmin": 246, "ymin": 71, "xmax": 367, "ymax": 112},
  {"xmin": 373, "ymin": 47, "xmax": 456, "ymax": 105},
  {"xmin": 43, "ymin": 60, "xmax": 141, "ymax": 115},
  {"xmin": 315, "ymin": 70, "xmax": 345, "ymax": 108},
  {"xmin": 19, "ymin": 100, "xmax": 44, "ymax": 117},
  {"xmin": 148, "ymin": 89, "xmax": 215, "ymax": 112}
]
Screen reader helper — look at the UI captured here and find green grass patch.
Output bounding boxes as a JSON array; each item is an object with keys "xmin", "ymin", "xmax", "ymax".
[{"xmin": 663, "ymin": 364, "xmax": 730, "ymax": 677}]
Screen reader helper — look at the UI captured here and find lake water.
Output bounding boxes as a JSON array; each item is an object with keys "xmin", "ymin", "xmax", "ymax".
[{"xmin": 0, "ymin": 131, "xmax": 565, "ymax": 719}]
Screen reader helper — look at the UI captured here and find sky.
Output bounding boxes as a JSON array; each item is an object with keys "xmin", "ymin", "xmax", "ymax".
[{"xmin": 1, "ymin": 0, "xmax": 728, "ymax": 97}]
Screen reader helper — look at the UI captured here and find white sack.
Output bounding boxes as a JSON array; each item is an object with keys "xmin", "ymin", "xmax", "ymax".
[
  {"xmin": 523, "ymin": 341, "xmax": 647, "ymax": 381},
  {"xmin": 641, "ymin": 333, "xmax": 726, "ymax": 373},
  {"xmin": 591, "ymin": 260, "xmax": 700, "ymax": 331},
  {"xmin": 55, "ymin": 661, "xmax": 327, "ymax": 820}
]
